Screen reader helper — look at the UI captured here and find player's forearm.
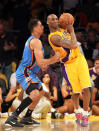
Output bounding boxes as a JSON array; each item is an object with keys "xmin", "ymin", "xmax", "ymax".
[
  {"xmin": 39, "ymin": 56, "xmax": 59, "ymax": 67},
  {"xmin": 60, "ymin": 39, "xmax": 77, "ymax": 49},
  {"xmin": 70, "ymin": 30, "xmax": 78, "ymax": 46}
]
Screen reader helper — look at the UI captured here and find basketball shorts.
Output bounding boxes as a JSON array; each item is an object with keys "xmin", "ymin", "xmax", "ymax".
[{"xmin": 61, "ymin": 55, "xmax": 91, "ymax": 93}]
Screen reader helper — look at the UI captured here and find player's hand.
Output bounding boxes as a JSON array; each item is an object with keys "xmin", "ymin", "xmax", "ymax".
[{"xmin": 66, "ymin": 24, "xmax": 74, "ymax": 33}]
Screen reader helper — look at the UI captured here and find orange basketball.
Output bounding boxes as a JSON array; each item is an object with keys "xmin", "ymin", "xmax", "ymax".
[{"xmin": 59, "ymin": 13, "xmax": 74, "ymax": 28}]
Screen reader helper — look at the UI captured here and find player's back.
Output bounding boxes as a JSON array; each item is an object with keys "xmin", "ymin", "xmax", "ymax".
[{"xmin": 17, "ymin": 36, "xmax": 41, "ymax": 74}]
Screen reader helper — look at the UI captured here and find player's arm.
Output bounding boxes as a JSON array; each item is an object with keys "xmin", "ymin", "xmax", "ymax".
[
  {"xmin": 68, "ymin": 24, "xmax": 78, "ymax": 48},
  {"xmin": 50, "ymin": 34, "xmax": 77, "ymax": 49},
  {"xmin": 30, "ymin": 38, "xmax": 60, "ymax": 68}
]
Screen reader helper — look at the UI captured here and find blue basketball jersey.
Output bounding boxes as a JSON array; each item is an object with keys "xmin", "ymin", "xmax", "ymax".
[{"xmin": 16, "ymin": 36, "xmax": 43, "ymax": 90}]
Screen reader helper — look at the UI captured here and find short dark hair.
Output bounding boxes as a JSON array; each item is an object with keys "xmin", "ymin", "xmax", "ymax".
[{"xmin": 28, "ymin": 19, "xmax": 40, "ymax": 33}]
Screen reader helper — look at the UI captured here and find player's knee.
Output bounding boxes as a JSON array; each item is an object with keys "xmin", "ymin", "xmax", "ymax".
[
  {"xmin": 26, "ymin": 83, "xmax": 42, "ymax": 95},
  {"xmin": 29, "ymin": 89, "xmax": 40, "ymax": 100}
]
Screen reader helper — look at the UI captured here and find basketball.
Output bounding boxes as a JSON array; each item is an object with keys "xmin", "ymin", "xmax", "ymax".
[{"xmin": 59, "ymin": 13, "xmax": 74, "ymax": 28}]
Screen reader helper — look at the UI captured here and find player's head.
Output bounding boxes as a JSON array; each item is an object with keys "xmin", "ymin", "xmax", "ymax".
[
  {"xmin": 47, "ymin": 14, "xmax": 58, "ymax": 29},
  {"xmin": 28, "ymin": 19, "xmax": 44, "ymax": 35}
]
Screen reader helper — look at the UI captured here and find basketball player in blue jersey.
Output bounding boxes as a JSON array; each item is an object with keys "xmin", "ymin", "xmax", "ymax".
[{"xmin": 5, "ymin": 19, "xmax": 60, "ymax": 127}]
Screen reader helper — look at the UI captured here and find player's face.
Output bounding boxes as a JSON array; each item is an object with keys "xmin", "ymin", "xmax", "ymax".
[
  {"xmin": 36, "ymin": 21, "xmax": 44, "ymax": 35},
  {"xmin": 47, "ymin": 15, "xmax": 59, "ymax": 29},
  {"xmin": 42, "ymin": 74, "xmax": 50, "ymax": 84}
]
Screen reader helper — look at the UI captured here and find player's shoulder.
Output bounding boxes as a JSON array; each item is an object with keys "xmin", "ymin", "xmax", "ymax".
[
  {"xmin": 30, "ymin": 38, "xmax": 42, "ymax": 47},
  {"xmin": 30, "ymin": 38, "xmax": 41, "ymax": 43},
  {"xmin": 30, "ymin": 38, "xmax": 42, "ymax": 51}
]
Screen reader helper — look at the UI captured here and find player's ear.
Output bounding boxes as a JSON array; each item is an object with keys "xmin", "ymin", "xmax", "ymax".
[{"xmin": 47, "ymin": 20, "xmax": 49, "ymax": 25}]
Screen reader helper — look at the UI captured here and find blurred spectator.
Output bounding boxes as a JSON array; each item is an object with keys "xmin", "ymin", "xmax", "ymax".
[
  {"xmin": 89, "ymin": 56, "xmax": 99, "ymax": 108},
  {"xmin": 40, "ymin": 72, "xmax": 63, "ymax": 119},
  {"xmin": 75, "ymin": 28, "xmax": 85, "ymax": 56},
  {"xmin": 91, "ymin": 72, "xmax": 99, "ymax": 115},
  {"xmin": 89, "ymin": 56, "xmax": 99, "ymax": 83},
  {"xmin": 75, "ymin": 28, "xmax": 93, "ymax": 59},
  {"xmin": 87, "ymin": 17, "xmax": 99, "ymax": 31},
  {"xmin": 63, "ymin": 0, "xmax": 79, "ymax": 11},
  {"xmin": 30, "ymin": 0, "xmax": 48, "ymax": 21},
  {"xmin": 0, "ymin": 65, "xmax": 9, "ymax": 113},
  {"xmin": 74, "ymin": 5, "xmax": 88, "ymax": 27},
  {"xmin": 92, "ymin": 41, "xmax": 99, "ymax": 60},
  {"xmin": 5, "ymin": 72, "xmax": 23, "ymax": 113},
  {"xmin": 40, "ymin": 72, "xmax": 58, "ymax": 106},
  {"xmin": 33, "ymin": 72, "xmax": 63, "ymax": 119},
  {"xmin": 75, "ymin": 28, "xmax": 85, "ymax": 43},
  {"xmin": 37, "ymin": 66, "xmax": 59, "ymax": 96},
  {"xmin": 82, "ymin": 40, "xmax": 93, "ymax": 60},
  {"xmin": 52, "ymin": 0, "xmax": 63, "ymax": 16},
  {"xmin": 0, "ymin": 22, "xmax": 17, "ymax": 86},
  {"xmin": 87, "ymin": 29, "xmax": 97, "ymax": 49},
  {"xmin": 12, "ymin": 0, "xmax": 30, "ymax": 34},
  {"xmin": 87, "ymin": 59, "xmax": 94, "ymax": 68}
]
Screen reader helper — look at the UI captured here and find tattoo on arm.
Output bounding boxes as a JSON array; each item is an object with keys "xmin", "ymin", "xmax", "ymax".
[{"xmin": 51, "ymin": 35, "xmax": 72, "ymax": 48}]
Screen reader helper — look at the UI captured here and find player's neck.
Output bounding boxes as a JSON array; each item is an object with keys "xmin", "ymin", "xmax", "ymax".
[
  {"xmin": 50, "ymin": 27, "xmax": 59, "ymax": 33},
  {"xmin": 31, "ymin": 32, "xmax": 40, "ymax": 38}
]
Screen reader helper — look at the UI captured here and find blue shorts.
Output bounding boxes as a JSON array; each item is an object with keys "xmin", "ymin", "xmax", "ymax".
[{"xmin": 16, "ymin": 64, "xmax": 42, "ymax": 91}]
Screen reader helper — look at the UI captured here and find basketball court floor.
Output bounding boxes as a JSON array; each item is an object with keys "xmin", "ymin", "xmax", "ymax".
[{"xmin": 0, "ymin": 115, "xmax": 99, "ymax": 131}]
